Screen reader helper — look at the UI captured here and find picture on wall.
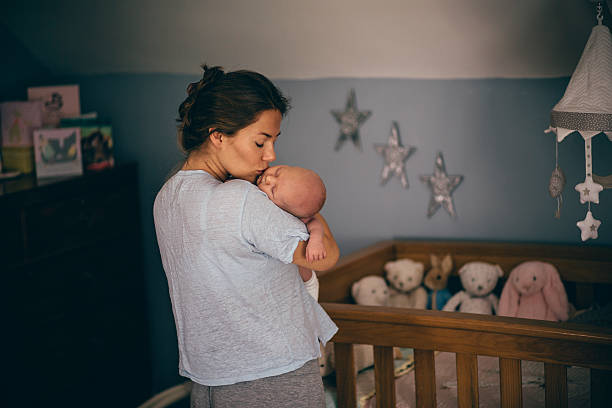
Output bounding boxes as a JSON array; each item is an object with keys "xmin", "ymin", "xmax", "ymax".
[
  {"xmin": 33, "ymin": 127, "xmax": 83, "ymax": 178},
  {"xmin": 27, "ymin": 84, "xmax": 81, "ymax": 128}
]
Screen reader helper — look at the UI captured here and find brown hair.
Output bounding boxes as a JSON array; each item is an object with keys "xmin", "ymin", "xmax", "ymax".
[{"xmin": 177, "ymin": 65, "xmax": 290, "ymax": 154}]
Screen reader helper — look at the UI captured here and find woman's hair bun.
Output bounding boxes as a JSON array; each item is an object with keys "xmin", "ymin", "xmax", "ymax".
[{"xmin": 186, "ymin": 65, "xmax": 225, "ymax": 96}]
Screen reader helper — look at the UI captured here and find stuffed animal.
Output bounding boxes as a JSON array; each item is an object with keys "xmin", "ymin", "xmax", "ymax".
[
  {"xmin": 424, "ymin": 254, "xmax": 453, "ymax": 311},
  {"xmin": 384, "ymin": 259, "xmax": 428, "ymax": 309},
  {"xmin": 351, "ymin": 275, "xmax": 390, "ymax": 306},
  {"xmin": 442, "ymin": 262, "xmax": 503, "ymax": 314},
  {"xmin": 498, "ymin": 261, "xmax": 569, "ymax": 322}
]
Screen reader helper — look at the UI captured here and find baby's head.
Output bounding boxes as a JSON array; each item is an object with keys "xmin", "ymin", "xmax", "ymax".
[{"xmin": 257, "ymin": 165, "xmax": 326, "ymax": 218}]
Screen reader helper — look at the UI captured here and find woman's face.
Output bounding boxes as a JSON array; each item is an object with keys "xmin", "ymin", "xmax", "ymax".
[{"xmin": 220, "ymin": 109, "xmax": 281, "ymax": 183}]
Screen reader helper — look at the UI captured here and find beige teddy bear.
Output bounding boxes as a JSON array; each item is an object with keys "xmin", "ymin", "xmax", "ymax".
[{"xmin": 385, "ymin": 259, "xmax": 428, "ymax": 309}]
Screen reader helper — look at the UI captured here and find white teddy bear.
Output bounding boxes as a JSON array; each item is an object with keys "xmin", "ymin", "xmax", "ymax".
[
  {"xmin": 351, "ymin": 275, "xmax": 390, "ymax": 306},
  {"xmin": 442, "ymin": 262, "xmax": 503, "ymax": 314},
  {"xmin": 384, "ymin": 259, "xmax": 428, "ymax": 309}
]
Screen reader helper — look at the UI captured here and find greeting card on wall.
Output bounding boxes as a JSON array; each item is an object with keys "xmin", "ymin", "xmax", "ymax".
[
  {"xmin": 27, "ymin": 85, "xmax": 80, "ymax": 127},
  {"xmin": 33, "ymin": 127, "xmax": 83, "ymax": 178}
]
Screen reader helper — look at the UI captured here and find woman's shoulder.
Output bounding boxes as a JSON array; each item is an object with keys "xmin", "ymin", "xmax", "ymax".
[
  {"xmin": 223, "ymin": 178, "xmax": 260, "ymax": 191},
  {"xmin": 216, "ymin": 179, "xmax": 267, "ymax": 204}
]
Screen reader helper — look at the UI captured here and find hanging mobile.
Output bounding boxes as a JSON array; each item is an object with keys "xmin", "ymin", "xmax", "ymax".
[
  {"xmin": 546, "ymin": 131, "xmax": 565, "ymax": 219},
  {"xmin": 577, "ymin": 202, "xmax": 602, "ymax": 241}
]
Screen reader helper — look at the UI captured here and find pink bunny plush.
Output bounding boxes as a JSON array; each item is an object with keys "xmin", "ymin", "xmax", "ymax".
[{"xmin": 498, "ymin": 261, "xmax": 569, "ymax": 322}]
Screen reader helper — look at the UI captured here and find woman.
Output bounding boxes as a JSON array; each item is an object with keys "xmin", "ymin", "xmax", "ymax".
[{"xmin": 153, "ymin": 65, "xmax": 339, "ymax": 408}]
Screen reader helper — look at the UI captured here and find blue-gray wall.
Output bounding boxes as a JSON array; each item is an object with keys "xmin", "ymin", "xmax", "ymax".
[{"xmin": 65, "ymin": 73, "xmax": 611, "ymax": 392}]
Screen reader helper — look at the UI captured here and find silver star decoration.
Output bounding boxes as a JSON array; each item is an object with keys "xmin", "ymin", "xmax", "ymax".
[
  {"xmin": 374, "ymin": 121, "xmax": 415, "ymax": 188},
  {"xmin": 331, "ymin": 89, "xmax": 371, "ymax": 151},
  {"xmin": 574, "ymin": 177, "xmax": 603, "ymax": 204},
  {"xmin": 420, "ymin": 152, "xmax": 463, "ymax": 218},
  {"xmin": 576, "ymin": 210, "xmax": 601, "ymax": 241}
]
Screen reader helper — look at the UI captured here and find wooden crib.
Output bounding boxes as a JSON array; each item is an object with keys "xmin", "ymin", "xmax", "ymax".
[{"xmin": 318, "ymin": 240, "xmax": 612, "ymax": 408}]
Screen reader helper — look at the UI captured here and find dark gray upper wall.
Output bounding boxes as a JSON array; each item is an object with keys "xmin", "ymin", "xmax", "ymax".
[
  {"xmin": 0, "ymin": 21, "xmax": 51, "ymax": 101},
  {"xmin": 1, "ymin": 0, "xmax": 609, "ymax": 78}
]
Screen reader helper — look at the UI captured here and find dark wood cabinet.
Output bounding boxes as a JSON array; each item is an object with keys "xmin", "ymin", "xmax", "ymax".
[{"xmin": 1, "ymin": 163, "xmax": 150, "ymax": 407}]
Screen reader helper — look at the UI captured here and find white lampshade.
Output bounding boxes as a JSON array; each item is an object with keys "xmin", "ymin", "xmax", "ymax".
[{"xmin": 551, "ymin": 23, "xmax": 612, "ymax": 142}]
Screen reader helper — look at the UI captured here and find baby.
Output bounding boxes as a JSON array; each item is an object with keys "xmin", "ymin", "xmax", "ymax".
[
  {"xmin": 257, "ymin": 165, "xmax": 327, "ymax": 300},
  {"xmin": 257, "ymin": 165, "xmax": 327, "ymax": 262}
]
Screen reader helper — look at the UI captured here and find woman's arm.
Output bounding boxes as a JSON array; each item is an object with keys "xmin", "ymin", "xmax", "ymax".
[{"xmin": 292, "ymin": 213, "xmax": 339, "ymax": 271}]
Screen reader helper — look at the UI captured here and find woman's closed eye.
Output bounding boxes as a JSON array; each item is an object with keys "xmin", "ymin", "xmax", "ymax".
[{"xmin": 255, "ymin": 142, "xmax": 264, "ymax": 148}]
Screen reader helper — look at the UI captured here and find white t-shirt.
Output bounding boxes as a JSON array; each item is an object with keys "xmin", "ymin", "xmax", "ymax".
[{"xmin": 153, "ymin": 170, "xmax": 337, "ymax": 386}]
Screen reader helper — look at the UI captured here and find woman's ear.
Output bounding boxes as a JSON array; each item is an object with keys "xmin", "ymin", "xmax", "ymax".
[{"xmin": 209, "ymin": 129, "xmax": 223, "ymax": 147}]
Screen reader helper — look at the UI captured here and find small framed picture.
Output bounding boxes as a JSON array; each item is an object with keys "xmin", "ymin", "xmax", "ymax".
[
  {"xmin": 33, "ymin": 127, "xmax": 83, "ymax": 178},
  {"xmin": 81, "ymin": 125, "xmax": 114, "ymax": 171},
  {"xmin": 27, "ymin": 85, "xmax": 80, "ymax": 128}
]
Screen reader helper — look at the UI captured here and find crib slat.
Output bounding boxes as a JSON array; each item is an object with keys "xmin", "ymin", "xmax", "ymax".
[
  {"xmin": 544, "ymin": 363, "xmax": 567, "ymax": 408},
  {"xmin": 414, "ymin": 349, "xmax": 436, "ymax": 408},
  {"xmin": 373, "ymin": 346, "xmax": 396, "ymax": 408},
  {"xmin": 499, "ymin": 358, "xmax": 522, "ymax": 408},
  {"xmin": 456, "ymin": 352, "xmax": 479, "ymax": 408},
  {"xmin": 334, "ymin": 343, "xmax": 357, "ymax": 408},
  {"xmin": 591, "ymin": 368, "xmax": 612, "ymax": 408}
]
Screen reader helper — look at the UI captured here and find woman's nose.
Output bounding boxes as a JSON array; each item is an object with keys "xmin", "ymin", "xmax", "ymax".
[{"xmin": 263, "ymin": 144, "xmax": 276, "ymax": 162}]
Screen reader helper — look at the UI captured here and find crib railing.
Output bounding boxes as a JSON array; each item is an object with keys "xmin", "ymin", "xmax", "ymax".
[{"xmin": 321, "ymin": 303, "xmax": 612, "ymax": 408}]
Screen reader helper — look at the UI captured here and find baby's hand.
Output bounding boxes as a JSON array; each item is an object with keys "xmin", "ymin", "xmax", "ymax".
[{"xmin": 306, "ymin": 241, "xmax": 327, "ymax": 262}]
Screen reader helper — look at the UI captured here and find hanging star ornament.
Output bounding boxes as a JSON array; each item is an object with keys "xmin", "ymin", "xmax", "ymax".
[
  {"xmin": 374, "ymin": 121, "xmax": 416, "ymax": 188},
  {"xmin": 576, "ymin": 210, "xmax": 601, "ymax": 241},
  {"xmin": 331, "ymin": 89, "xmax": 371, "ymax": 151},
  {"xmin": 575, "ymin": 176, "xmax": 603, "ymax": 204},
  {"xmin": 420, "ymin": 152, "xmax": 463, "ymax": 218}
]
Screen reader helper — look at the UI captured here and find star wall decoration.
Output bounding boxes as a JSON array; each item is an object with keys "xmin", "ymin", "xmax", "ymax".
[
  {"xmin": 374, "ymin": 121, "xmax": 415, "ymax": 188},
  {"xmin": 576, "ymin": 210, "xmax": 601, "ymax": 241},
  {"xmin": 420, "ymin": 152, "xmax": 463, "ymax": 218},
  {"xmin": 331, "ymin": 89, "xmax": 371, "ymax": 151},
  {"xmin": 574, "ymin": 176, "xmax": 603, "ymax": 204}
]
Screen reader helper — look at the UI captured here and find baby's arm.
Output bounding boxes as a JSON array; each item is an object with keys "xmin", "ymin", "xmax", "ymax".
[
  {"xmin": 299, "ymin": 266, "xmax": 319, "ymax": 301},
  {"xmin": 301, "ymin": 216, "xmax": 327, "ymax": 262},
  {"xmin": 292, "ymin": 214, "xmax": 339, "ymax": 271}
]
